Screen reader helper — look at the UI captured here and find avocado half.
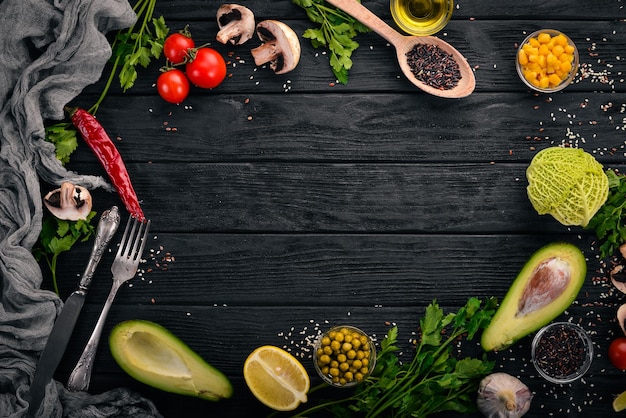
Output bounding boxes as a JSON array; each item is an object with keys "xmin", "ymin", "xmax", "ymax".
[
  {"xmin": 481, "ymin": 242, "xmax": 586, "ymax": 352},
  {"xmin": 109, "ymin": 319, "xmax": 233, "ymax": 401}
]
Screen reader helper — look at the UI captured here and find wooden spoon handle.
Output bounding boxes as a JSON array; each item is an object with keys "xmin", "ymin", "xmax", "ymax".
[{"xmin": 324, "ymin": 0, "xmax": 405, "ymax": 46}]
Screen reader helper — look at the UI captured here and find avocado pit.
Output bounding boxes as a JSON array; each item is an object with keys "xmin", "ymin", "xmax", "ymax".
[{"xmin": 517, "ymin": 257, "xmax": 571, "ymax": 317}]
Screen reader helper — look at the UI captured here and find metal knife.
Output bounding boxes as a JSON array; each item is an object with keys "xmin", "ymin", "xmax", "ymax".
[{"xmin": 27, "ymin": 206, "xmax": 120, "ymax": 417}]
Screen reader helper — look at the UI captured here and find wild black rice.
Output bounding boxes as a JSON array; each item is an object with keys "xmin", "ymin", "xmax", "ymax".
[
  {"xmin": 406, "ymin": 44, "xmax": 461, "ymax": 90},
  {"xmin": 534, "ymin": 323, "xmax": 588, "ymax": 378}
]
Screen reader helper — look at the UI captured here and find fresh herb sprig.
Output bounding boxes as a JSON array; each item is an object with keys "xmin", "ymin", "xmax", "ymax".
[
  {"xmin": 32, "ymin": 212, "xmax": 97, "ymax": 295},
  {"xmin": 587, "ymin": 169, "xmax": 626, "ymax": 259},
  {"xmin": 292, "ymin": 0, "xmax": 370, "ymax": 84},
  {"xmin": 293, "ymin": 297, "xmax": 498, "ymax": 417}
]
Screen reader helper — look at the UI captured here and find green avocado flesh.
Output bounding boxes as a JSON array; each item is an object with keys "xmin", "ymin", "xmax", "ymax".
[
  {"xmin": 109, "ymin": 320, "xmax": 233, "ymax": 401},
  {"xmin": 481, "ymin": 242, "xmax": 586, "ymax": 352}
]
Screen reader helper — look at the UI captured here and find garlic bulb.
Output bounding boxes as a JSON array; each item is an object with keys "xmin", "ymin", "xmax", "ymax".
[{"xmin": 477, "ymin": 373, "xmax": 532, "ymax": 418}]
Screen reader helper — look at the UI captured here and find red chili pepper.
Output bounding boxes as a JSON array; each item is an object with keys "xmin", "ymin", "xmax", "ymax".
[{"xmin": 67, "ymin": 107, "xmax": 146, "ymax": 221}]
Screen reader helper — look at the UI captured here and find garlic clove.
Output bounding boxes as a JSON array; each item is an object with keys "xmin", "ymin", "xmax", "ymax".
[
  {"xmin": 44, "ymin": 182, "xmax": 93, "ymax": 221},
  {"xmin": 477, "ymin": 372, "xmax": 532, "ymax": 418}
]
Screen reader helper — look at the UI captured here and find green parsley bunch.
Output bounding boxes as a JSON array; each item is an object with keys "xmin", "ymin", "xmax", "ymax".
[
  {"xmin": 292, "ymin": 0, "xmax": 370, "ymax": 84},
  {"xmin": 587, "ymin": 169, "xmax": 626, "ymax": 258},
  {"xmin": 294, "ymin": 297, "xmax": 497, "ymax": 417},
  {"xmin": 33, "ymin": 212, "xmax": 97, "ymax": 295}
]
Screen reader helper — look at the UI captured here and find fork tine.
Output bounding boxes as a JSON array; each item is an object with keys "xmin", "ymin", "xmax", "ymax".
[
  {"xmin": 115, "ymin": 216, "xmax": 150, "ymax": 260},
  {"xmin": 130, "ymin": 219, "xmax": 150, "ymax": 261},
  {"xmin": 115, "ymin": 216, "xmax": 134, "ymax": 258}
]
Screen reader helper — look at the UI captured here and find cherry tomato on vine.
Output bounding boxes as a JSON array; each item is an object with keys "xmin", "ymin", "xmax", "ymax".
[
  {"xmin": 157, "ymin": 69, "xmax": 190, "ymax": 104},
  {"xmin": 163, "ymin": 32, "xmax": 195, "ymax": 64},
  {"xmin": 609, "ymin": 337, "xmax": 626, "ymax": 370},
  {"xmin": 186, "ymin": 47, "xmax": 227, "ymax": 89}
]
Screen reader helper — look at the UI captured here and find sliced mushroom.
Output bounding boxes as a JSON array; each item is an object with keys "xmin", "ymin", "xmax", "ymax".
[
  {"xmin": 216, "ymin": 4, "xmax": 255, "ymax": 45},
  {"xmin": 44, "ymin": 182, "xmax": 93, "ymax": 221},
  {"xmin": 250, "ymin": 20, "xmax": 301, "ymax": 75}
]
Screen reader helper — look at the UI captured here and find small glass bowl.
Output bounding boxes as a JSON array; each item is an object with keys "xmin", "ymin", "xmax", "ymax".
[
  {"xmin": 313, "ymin": 325, "xmax": 376, "ymax": 388},
  {"xmin": 390, "ymin": 0, "xmax": 454, "ymax": 36},
  {"xmin": 531, "ymin": 322, "xmax": 593, "ymax": 384},
  {"xmin": 516, "ymin": 29, "xmax": 579, "ymax": 93}
]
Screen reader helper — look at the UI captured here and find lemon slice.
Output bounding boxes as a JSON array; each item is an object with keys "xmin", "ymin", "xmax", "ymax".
[
  {"xmin": 614, "ymin": 390, "xmax": 626, "ymax": 412},
  {"xmin": 243, "ymin": 345, "xmax": 310, "ymax": 411}
]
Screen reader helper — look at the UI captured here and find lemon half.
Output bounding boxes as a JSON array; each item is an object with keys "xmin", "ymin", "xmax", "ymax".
[
  {"xmin": 614, "ymin": 390, "xmax": 626, "ymax": 412},
  {"xmin": 243, "ymin": 345, "xmax": 310, "ymax": 411}
]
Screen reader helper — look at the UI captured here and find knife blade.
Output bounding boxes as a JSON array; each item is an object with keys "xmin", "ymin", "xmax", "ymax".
[{"xmin": 27, "ymin": 206, "xmax": 120, "ymax": 417}]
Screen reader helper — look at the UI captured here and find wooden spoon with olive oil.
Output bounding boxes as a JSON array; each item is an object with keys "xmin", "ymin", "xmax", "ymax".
[{"xmin": 325, "ymin": 0, "xmax": 475, "ymax": 98}]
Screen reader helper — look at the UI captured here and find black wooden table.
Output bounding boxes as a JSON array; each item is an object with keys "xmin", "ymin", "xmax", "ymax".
[{"xmin": 46, "ymin": 0, "xmax": 626, "ymax": 416}]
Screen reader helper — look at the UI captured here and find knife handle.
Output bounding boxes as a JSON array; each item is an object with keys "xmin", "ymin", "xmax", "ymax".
[{"xmin": 78, "ymin": 206, "xmax": 120, "ymax": 292}]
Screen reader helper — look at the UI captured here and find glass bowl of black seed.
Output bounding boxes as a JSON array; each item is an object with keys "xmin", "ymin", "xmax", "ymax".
[{"xmin": 531, "ymin": 322, "xmax": 593, "ymax": 384}]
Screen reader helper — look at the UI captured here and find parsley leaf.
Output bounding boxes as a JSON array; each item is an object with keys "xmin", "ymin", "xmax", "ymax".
[
  {"xmin": 33, "ymin": 212, "xmax": 97, "ymax": 295},
  {"xmin": 116, "ymin": 15, "xmax": 168, "ymax": 92},
  {"xmin": 293, "ymin": 297, "xmax": 498, "ymax": 417},
  {"xmin": 587, "ymin": 169, "xmax": 626, "ymax": 258},
  {"xmin": 293, "ymin": 0, "xmax": 370, "ymax": 84},
  {"xmin": 44, "ymin": 122, "xmax": 78, "ymax": 165}
]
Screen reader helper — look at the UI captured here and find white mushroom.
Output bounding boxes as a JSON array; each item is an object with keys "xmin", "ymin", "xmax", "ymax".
[
  {"xmin": 216, "ymin": 4, "xmax": 256, "ymax": 45},
  {"xmin": 44, "ymin": 182, "xmax": 92, "ymax": 221},
  {"xmin": 250, "ymin": 20, "xmax": 301, "ymax": 75}
]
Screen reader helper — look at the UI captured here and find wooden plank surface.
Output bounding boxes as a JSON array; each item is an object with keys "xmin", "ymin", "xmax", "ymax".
[{"xmin": 39, "ymin": 0, "xmax": 626, "ymax": 416}]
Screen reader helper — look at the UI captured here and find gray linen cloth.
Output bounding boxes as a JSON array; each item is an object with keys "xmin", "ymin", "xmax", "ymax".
[{"xmin": 0, "ymin": 0, "xmax": 162, "ymax": 416}]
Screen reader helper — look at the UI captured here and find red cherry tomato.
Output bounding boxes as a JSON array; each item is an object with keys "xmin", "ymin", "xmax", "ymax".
[
  {"xmin": 163, "ymin": 32, "xmax": 195, "ymax": 64},
  {"xmin": 186, "ymin": 47, "xmax": 227, "ymax": 89},
  {"xmin": 609, "ymin": 337, "xmax": 626, "ymax": 370},
  {"xmin": 157, "ymin": 69, "xmax": 190, "ymax": 104}
]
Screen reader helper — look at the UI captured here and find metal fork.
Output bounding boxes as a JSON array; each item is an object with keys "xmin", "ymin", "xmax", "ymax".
[{"xmin": 66, "ymin": 216, "xmax": 150, "ymax": 392}]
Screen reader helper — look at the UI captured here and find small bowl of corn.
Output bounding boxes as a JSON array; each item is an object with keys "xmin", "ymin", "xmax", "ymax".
[
  {"xmin": 313, "ymin": 325, "xmax": 376, "ymax": 388},
  {"xmin": 516, "ymin": 29, "xmax": 579, "ymax": 93}
]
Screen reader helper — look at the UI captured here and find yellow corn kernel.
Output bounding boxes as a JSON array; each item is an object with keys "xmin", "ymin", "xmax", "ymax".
[
  {"xmin": 529, "ymin": 37, "xmax": 540, "ymax": 48},
  {"xmin": 539, "ymin": 76, "xmax": 550, "ymax": 88},
  {"xmin": 537, "ymin": 32, "xmax": 552, "ymax": 43},
  {"xmin": 564, "ymin": 44, "xmax": 575, "ymax": 54},
  {"xmin": 539, "ymin": 44, "xmax": 550, "ymax": 56},
  {"xmin": 518, "ymin": 49, "xmax": 529, "ymax": 65},
  {"xmin": 546, "ymin": 53, "xmax": 559, "ymax": 66},
  {"xmin": 552, "ymin": 44, "xmax": 565, "ymax": 57},
  {"xmin": 523, "ymin": 45, "xmax": 538, "ymax": 56},
  {"xmin": 560, "ymin": 61, "xmax": 572, "ymax": 73},
  {"xmin": 548, "ymin": 73, "xmax": 562, "ymax": 86},
  {"xmin": 554, "ymin": 34, "xmax": 568, "ymax": 46},
  {"xmin": 528, "ymin": 54, "xmax": 539, "ymax": 63},
  {"xmin": 524, "ymin": 70, "xmax": 537, "ymax": 83},
  {"xmin": 538, "ymin": 55, "xmax": 546, "ymax": 67}
]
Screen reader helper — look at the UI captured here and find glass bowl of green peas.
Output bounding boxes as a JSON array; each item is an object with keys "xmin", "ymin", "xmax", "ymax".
[{"xmin": 313, "ymin": 325, "xmax": 376, "ymax": 387}]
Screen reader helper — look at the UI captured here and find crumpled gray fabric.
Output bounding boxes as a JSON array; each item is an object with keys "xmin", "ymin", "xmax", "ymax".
[{"xmin": 0, "ymin": 0, "xmax": 162, "ymax": 416}]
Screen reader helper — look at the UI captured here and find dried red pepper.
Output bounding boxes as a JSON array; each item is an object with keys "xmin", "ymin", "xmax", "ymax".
[{"xmin": 67, "ymin": 107, "xmax": 145, "ymax": 221}]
